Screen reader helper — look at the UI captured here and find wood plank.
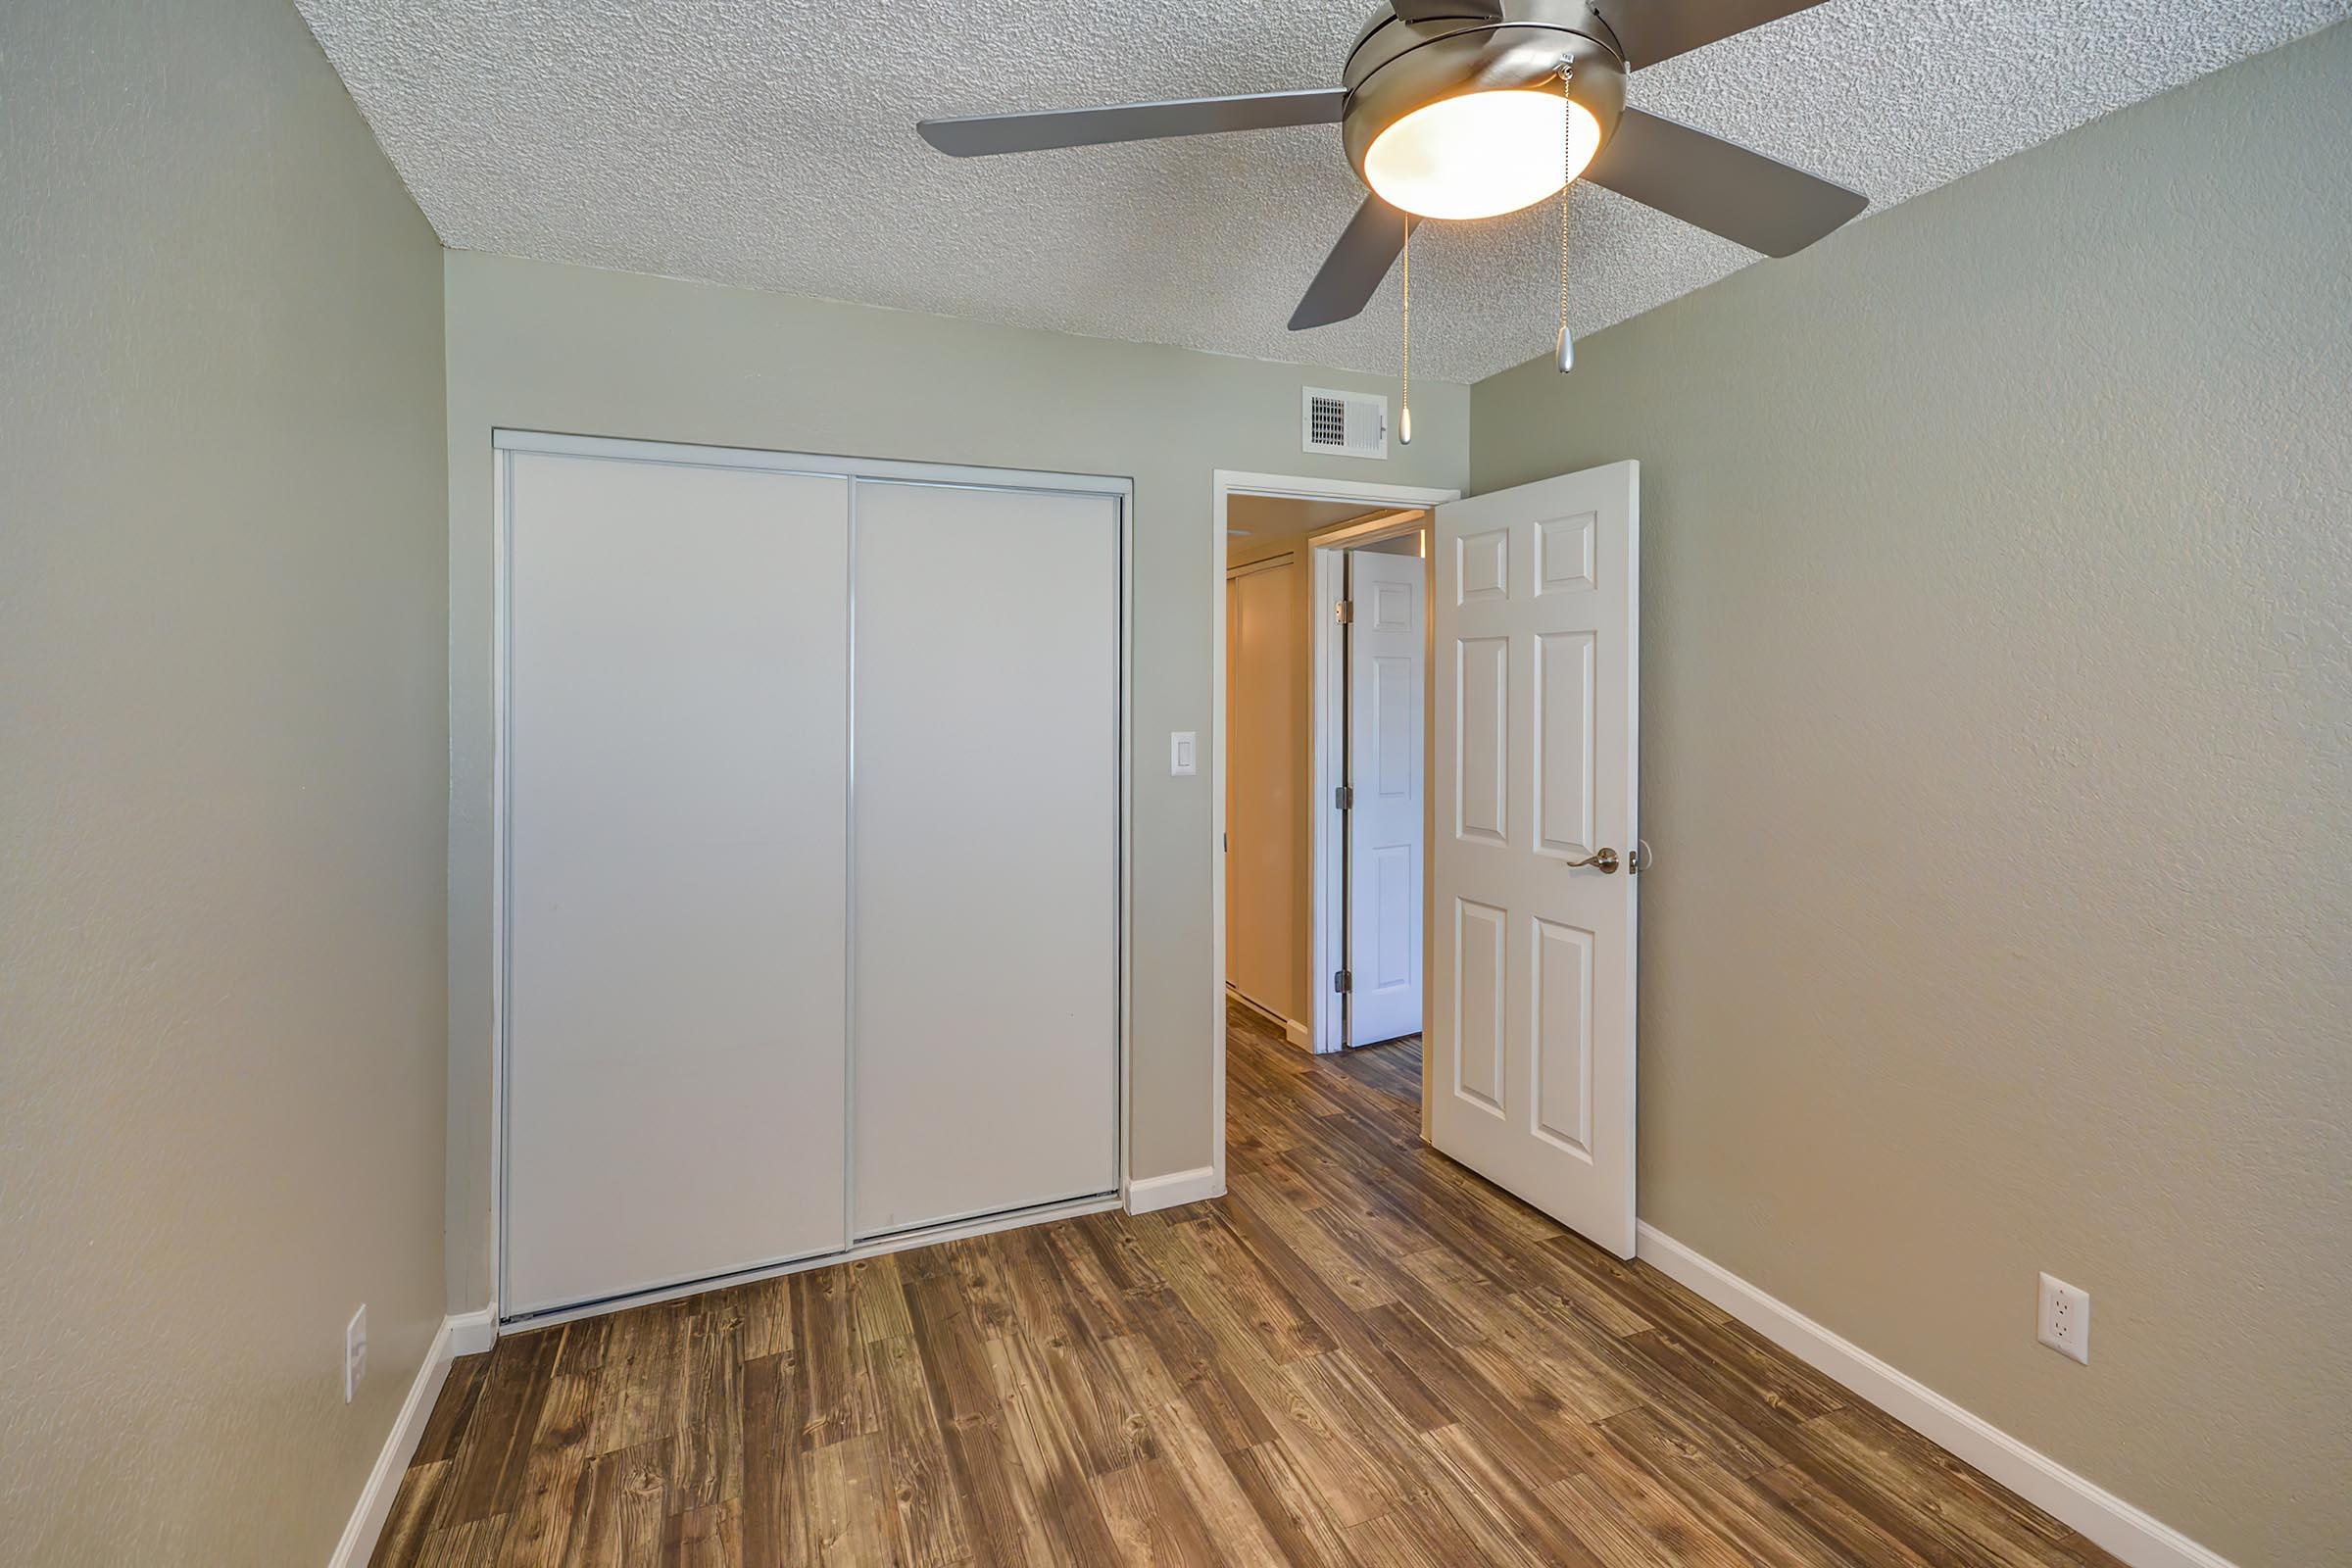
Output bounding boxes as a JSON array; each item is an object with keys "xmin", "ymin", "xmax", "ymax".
[
  {"xmin": 442, "ymin": 1331, "xmax": 564, "ymax": 1527},
  {"xmin": 556, "ymin": 1439, "xmax": 668, "ymax": 1568},
  {"xmin": 802, "ymin": 1431, "xmax": 897, "ymax": 1567},
  {"xmin": 737, "ymin": 1353, "xmax": 807, "ymax": 1568},
  {"xmin": 497, "ymin": 1367, "xmax": 599, "ymax": 1566},
  {"xmin": 867, "ymin": 1331, "xmax": 974, "ymax": 1566},
  {"xmin": 368, "ymin": 1458, "xmax": 454, "ymax": 1568},
  {"xmin": 1224, "ymin": 1440, "xmax": 1358, "ymax": 1568},
  {"xmin": 1092, "ymin": 1456, "xmax": 1224, "ymax": 1568},
  {"xmin": 587, "ymin": 1305, "xmax": 685, "ymax": 1458},
  {"xmin": 788, "ymin": 1265, "xmax": 873, "ymax": 1451},
  {"xmin": 416, "ymin": 1356, "xmax": 491, "ymax": 1466},
  {"xmin": 660, "ymin": 1498, "xmax": 739, "ymax": 1568},
  {"xmin": 671, "ymin": 1311, "xmax": 743, "ymax": 1515}
]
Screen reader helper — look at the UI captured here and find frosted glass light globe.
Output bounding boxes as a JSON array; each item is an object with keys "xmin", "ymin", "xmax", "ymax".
[{"xmin": 1363, "ymin": 89, "xmax": 1600, "ymax": 220}]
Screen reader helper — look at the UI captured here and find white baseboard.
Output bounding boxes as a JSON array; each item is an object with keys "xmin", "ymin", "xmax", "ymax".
[
  {"xmin": 328, "ymin": 1308, "xmax": 489, "ymax": 1568},
  {"xmin": 1634, "ymin": 1224, "xmax": 2238, "ymax": 1568},
  {"xmin": 1126, "ymin": 1164, "xmax": 1224, "ymax": 1215},
  {"xmin": 446, "ymin": 1307, "xmax": 497, "ymax": 1357}
]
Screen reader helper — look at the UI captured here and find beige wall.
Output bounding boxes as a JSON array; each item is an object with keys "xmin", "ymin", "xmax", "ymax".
[
  {"xmin": 0, "ymin": 1, "xmax": 451, "ymax": 1562},
  {"xmin": 440, "ymin": 252, "xmax": 1471, "ymax": 1310},
  {"xmin": 1471, "ymin": 25, "xmax": 2351, "ymax": 1566}
]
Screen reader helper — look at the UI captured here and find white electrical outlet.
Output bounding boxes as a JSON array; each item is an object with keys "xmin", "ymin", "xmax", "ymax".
[
  {"xmin": 345, "ymin": 1304, "xmax": 368, "ymax": 1402},
  {"xmin": 2036, "ymin": 1273, "xmax": 2089, "ymax": 1365}
]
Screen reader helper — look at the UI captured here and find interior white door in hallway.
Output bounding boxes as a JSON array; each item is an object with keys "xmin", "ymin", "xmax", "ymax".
[
  {"xmin": 1430, "ymin": 463, "xmax": 1640, "ymax": 1258},
  {"xmin": 1345, "ymin": 549, "xmax": 1424, "ymax": 1047}
]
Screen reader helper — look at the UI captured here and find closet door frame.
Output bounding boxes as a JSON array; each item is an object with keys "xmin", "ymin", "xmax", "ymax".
[{"xmin": 490, "ymin": 428, "xmax": 1132, "ymax": 1329}]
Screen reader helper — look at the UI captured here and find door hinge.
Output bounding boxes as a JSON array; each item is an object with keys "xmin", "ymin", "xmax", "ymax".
[
  {"xmin": 1335, "ymin": 599, "xmax": 1354, "ymax": 624},
  {"xmin": 1333, "ymin": 969, "xmax": 1352, "ymax": 994},
  {"xmin": 1335, "ymin": 784, "xmax": 1353, "ymax": 809}
]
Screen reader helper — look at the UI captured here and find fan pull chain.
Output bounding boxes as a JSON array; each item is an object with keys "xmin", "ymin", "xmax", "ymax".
[
  {"xmin": 1398, "ymin": 215, "xmax": 1413, "ymax": 446},
  {"xmin": 1556, "ymin": 61, "xmax": 1576, "ymax": 373}
]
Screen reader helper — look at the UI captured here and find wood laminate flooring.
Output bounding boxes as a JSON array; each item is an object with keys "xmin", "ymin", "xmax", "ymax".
[{"xmin": 372, "ymin": 1001, "xmax": 2123, "ymax": 1566}]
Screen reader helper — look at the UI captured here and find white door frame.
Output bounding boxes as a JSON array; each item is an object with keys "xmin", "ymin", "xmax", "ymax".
[
  {"xmin": 1211, "ymin": 472, "xmax": 1458, "ymax": 1157},
  {"xmin": 1308, "ymin": 510, "xmax": 1431, "ymax": 1054},
  {"xmin": 492, "ymin": 429, "xmax": 1135, "ymax": 1330}
]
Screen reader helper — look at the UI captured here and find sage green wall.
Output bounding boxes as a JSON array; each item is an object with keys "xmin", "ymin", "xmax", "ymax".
[
  {"xmin": 1471, "ymin": 27, "xmax": 2351, "ymax": 1566},
  {"xmin": 440, "ymin": 251, "xmax": 1469, "ymax": 1312},
  {"xmin": 0, "ymin": 1, "xmax": 449, "ymax": 1562}
]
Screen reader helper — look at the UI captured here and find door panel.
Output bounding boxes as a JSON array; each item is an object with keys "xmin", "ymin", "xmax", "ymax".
[
  {"xmin": 853, "ymin": 481, "xmax": 1120, "ymax": 1239},
  {"xmin": 1537, "ymin": 510, "xmax": 1597, "ymax": 594},
  {"xmin": 1455, "ymin": 636, "xmax": 1509, "ymax": 844},
  {"xmin": 1346, "ymin": 550, "xmax": 1424, "ymax": 1046},
  {"xmin": 1452, "ymin": 898, "xmax": 1507, "ymax": 1109},
  {"xmin": 1458, "ymin": 528, "xmax": 1509, "ymax": 602},
  {"xmin": 1430, "ymin": 463, "xmax": 1639, "ymax": 1257},
  {"xmin": 1537, "ymin": 630, "xmax": 1597, "ymax": 858},
  {"xmin": 1531, "ymin": 916, "xmax": 1594, "ymax": 1156},
  {"xmin": 503, "ymin": 454, "xmax": 850, "ymax": 1316}
]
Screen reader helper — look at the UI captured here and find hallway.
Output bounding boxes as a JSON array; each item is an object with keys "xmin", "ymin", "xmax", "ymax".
[{"xmin": 370, "ymin": 1002, "xmax": 2121, "ymax": 1565}]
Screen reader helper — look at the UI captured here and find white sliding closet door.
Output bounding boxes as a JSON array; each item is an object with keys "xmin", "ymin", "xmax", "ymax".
[
  {"xmin": 504, "ymin": 453, "xmax": 850, "ymax": 1316},
  {"xmin": 853, "ymin": 481, "xmax": 1120, "ymax": 1238}
]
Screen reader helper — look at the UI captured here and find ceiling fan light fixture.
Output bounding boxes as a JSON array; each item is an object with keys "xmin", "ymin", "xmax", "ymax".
[
  {"xmin": 915, "ymin": 0, "xmax": 1871, "ymax": 332},
  {"xmin": 1362, "ymin": 89, "xmax": 1600, "ymax": 220}
]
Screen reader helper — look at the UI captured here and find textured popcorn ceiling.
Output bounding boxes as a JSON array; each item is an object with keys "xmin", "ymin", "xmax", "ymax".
[{"xmin": 297, "ymin": 0, "xmax": 2350, "ymax": 383}]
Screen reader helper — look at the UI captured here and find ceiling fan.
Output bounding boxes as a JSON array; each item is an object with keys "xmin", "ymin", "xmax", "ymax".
[{"xmin": 915, "ymin": 0, "xmax": 1867, "ymax": 332}]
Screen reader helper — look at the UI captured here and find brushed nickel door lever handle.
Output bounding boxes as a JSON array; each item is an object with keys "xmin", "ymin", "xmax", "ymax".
[{"xmin": 1561, "ymin": 847, "xmax": 1620, "ymax": 873}]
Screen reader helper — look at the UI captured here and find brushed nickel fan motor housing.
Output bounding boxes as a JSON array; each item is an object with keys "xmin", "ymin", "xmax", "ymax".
[{"xmin": 1340, "ymin": 0, "xmax": 1630, "ymax": 200}]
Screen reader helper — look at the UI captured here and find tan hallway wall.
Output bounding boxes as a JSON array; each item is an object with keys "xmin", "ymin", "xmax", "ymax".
[
  {"xmin": 1469, "ymin": 25, "xmax": 2352, "ymax": 1566},
  {"xmin": 1226, "ymin": 550, "xmax": 1309, "ymax": 1027},
  {"xmin": 0, "ymin": 0, "xmax": 452, "ymax": 1560}
]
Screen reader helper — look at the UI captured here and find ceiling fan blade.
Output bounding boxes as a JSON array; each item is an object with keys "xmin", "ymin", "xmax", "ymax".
[
  {"xmin": 1595, "ymin": 0, "xmax": 1828, "ymax": 69},
  {"xmin": 1583, "ymin": 107, "xmax": 1865, "ymax": 256},
  {"xmin": 1290, "ymin": 194, "xmax": 1418, "ymax": 331},
  {"xmin": 918, "ymin": 87, "xmax": 1346, "ymax": 157},
  {"xmin": 1391, "ymin": 0, "xmax": 1506, "ymax": 23}
]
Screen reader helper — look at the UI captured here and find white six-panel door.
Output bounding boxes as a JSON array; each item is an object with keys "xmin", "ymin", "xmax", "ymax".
[
  {"xmin": 1430, "ymin": 463, "xmax": 1639, "ymax": 1258},
  {"xmin": 1347, "ymin": 549, "xmax": 1425, "ymax": 1047},
  {"xmin": 504, "ymin": 453, "xmax": 852, "ymax": 1315}
]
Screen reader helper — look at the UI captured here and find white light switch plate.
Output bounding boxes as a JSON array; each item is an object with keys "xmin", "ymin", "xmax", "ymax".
[
  {"xmin": 1170, "ymin": 731, "xmax": 1197, "ymax": 776},
  {"xmin": 2037, "ymin": 1273, "xmax": 2089, "ymax": 1365}
]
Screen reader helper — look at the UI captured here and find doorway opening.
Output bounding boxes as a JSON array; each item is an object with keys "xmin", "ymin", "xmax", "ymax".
[{"xmin": 1212, "ymin": 471, "xmax": 1456, "ymax": 1136}]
